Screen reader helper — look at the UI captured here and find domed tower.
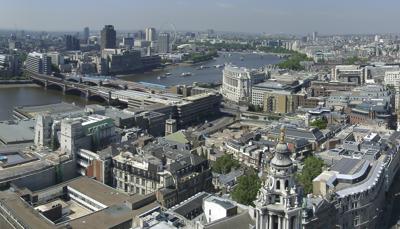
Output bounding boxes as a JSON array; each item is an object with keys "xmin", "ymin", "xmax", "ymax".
[{"xmin": 255, "ymin": 126, "xmax": 302, "ymax": 229}]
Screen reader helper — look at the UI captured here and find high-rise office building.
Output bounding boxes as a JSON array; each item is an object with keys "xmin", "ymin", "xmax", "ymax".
[
  {"xmin": 312, "ymin": 31, "xmax": 318, "ymax": 41},
  {"xmin": 100, "ymin": 25, "xmax": 116, "ymax": 50},
  {"xmin": 0, "ymin": 54, "xmax": 21, "ymax": 77},
  {"xmin": 65, "ymin": 35, "xmax": 80, "ymax": 51},
  {"xmin": 135, "ymin": 30, "xmax": 146, "ymax": 40},
  {"xmin": 47, "ymin": 52, "xmax": 65, "ymax": 66},
  {"xmin": 157, "ymin": 32, "xmax": 170, "ymax": 54},
  {"xmin": 145, "ymin": 27, "xmax": 156, "ymax": 42},
  {"xmin": 83, "ymin": 27, "xmax": 90, "ymax": 43},
  {"xmin": 25, "ymin": 52, "xmax": 51, "ymax": 75},
  {"xmin": 122, "ymin": 37, "xmax": 134, "ymax": 48}
]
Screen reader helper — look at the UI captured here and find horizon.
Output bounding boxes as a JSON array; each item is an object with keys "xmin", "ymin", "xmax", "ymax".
[{"xmin": 1, "ymin": 0, "xmax": 400, "ymax": 35}]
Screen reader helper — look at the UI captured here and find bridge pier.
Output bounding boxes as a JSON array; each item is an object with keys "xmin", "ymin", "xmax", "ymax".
[{"xmin": 44, "ymin": 80, "xmax": 48, "ymax": 89}]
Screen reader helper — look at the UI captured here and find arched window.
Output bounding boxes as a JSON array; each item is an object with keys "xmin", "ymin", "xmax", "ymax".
[
  {"xmin": 276, "ymin": 180, "xmax": 281, "ymax": 190},
  {"xmin": 285, "ymin": 180, "xmax": 289, "ymax": 189}
]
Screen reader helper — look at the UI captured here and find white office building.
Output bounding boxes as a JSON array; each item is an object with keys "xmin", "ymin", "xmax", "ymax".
[
  {"xmin": 145, "ymin": 27, "xmax": 156, "ymax": 42},
  {"xmin": 47, "ymin": 52, "xmax": 65, "ymax": 66},
  {"xmin": 221, "ymin": 64, "xmax": 266, "ymax": 104},
  {"xmin": 385, "ymin": 71, "xmax": 400, "ymax": 113},
  {"xmin": 25, "ymin": 52, "xmax": 52, "ymax": 75}
]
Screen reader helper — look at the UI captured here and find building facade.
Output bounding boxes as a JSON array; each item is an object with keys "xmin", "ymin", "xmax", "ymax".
[
  {"xmin": 145, "ymin": 27, "xmax": 156, "ymax": 42},
  {"xmin": 25, "ymin": 52, "xmax": 51, "ymax": 75},
  {"xmin": 333, "ymin": 65, "xmax": 366, "ymax": 85},
  {"xmin": 222, "ymin": 64, "xmax": 266, "ymax": 104},
  {"xmin": 158, "ymin": 32, "xmax": 170, "ymax": 54},
  {"xmin": 100, "ymin": 25, "xmax": 116, "ymax": 50}
]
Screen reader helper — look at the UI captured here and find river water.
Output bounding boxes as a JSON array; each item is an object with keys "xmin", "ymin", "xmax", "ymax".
[
  {"xmin": 0, "ymin": 52, "xmax": 281, "ymax": 120},
  {"xmin": 120, "ymin": 52, "xmax": 281, "ymax": 86}
]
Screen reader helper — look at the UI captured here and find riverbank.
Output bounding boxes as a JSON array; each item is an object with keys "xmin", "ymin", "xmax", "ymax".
[{"xmin": 0, "ymin": 83, "xmax": 39, "ymax": 89}]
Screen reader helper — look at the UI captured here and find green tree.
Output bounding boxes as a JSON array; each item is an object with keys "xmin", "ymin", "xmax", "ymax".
[
  {"xmin": 212, "ymin": 154, "xmax": 240, "ymax": 174},
  {"xmin": 310, "ymin": 118, "xmax": 328, "ymax": 130},
  {"xmin": 231, "ymin": 171, "xmax": 261, "ymax": 206},
  {"xmin": 343, "ymin": 56, "xmax": 368, "ymax": 65},
  {"xmin": 51, "ymin": 64, "xmax": 60, "ymax": 74},
  {"xmin": 277, "ymin": 52, "xmax": 313, "ymax": 70},
  {"xmin": 297, "ymin": 156, "xmax": 324, "ymax": 194}
]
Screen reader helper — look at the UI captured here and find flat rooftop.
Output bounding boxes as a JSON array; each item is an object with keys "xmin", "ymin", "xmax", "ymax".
[
  {"xmin": 0, "ymin": 190, "xmax": 54, "ymax": 229},
  {"xmin": 331, "ymin": 158, "xmax": 364, "ymax": 175},
  {"xmin": 68, "ymin": 202, "xmax": 159, "ymax": 229},
  {"xmin": 0, "ymin": 119, "xmax": 35, "ymax": 145},
  {"xmin": 14, "ymin": 102, "xmax": 82, "ymax": 119},
  {"xmin": 60, "ymin": 176, "xmax": 134, "ymax": 207},
  {"xmin": 0, "ymin": 176, "xmax": 160, "ymax": 229}
]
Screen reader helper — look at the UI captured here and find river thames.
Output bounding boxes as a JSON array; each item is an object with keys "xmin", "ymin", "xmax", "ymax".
[{"xmin": 0, "ymin": 52, "xmax": 281, "ymax": 120}]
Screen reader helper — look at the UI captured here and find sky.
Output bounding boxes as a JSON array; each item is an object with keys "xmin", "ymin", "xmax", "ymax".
[{"xmin": 0, "ymin": 0, "xmax": 399, "ymax": 35}]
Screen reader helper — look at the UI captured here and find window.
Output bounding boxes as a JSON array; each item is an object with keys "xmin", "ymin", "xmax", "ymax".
[
  {"xmin": 276, "ymin": 180, "xmax": 281, "ymax": 190},
  {"xmin": 209, "ymin": 209, "xmax": 211, "ymax": 215}
]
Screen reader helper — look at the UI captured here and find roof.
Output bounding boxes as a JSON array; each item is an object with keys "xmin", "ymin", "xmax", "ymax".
[
  {"xmin": 204, "ymin": 196, "xmax": 236, "ymax": 210},
  {"xmin": 68, "ymin": 202, "xmax": 160, "ymax": 229},
  {"xmin": 171, "ymin": 192, "xmax": 211, "ymax": 219},
  {"xmin": 167, "ymin": 154, "xmax": 206, "ymax": 174},
  {"xmin": 204, "ymin": 209, "xmax": 255, "ymax": 229},
  {"xmin": 336, "ymin": 160, "xmax": 384, "ymax": 197},
  {"xmin": 65, "ymin": 177, "xmax": 134, "ymax": 206},
  {"xmin": 164, "ymin": 131, "xmax": 190, "ymax": 145},
  {"xmin": 269, "ymin": 125, "xmax": 324, "ymax": 142},
  {"xmin": 0, "ymin": 119, "xmax": 35, "ymax": 144},
  {"xmin": 331, "ymin": 158, "xmax": 363, "ymax": 175},
  {"xmin": 0, "ymin": 190, "xmax": 54, "ymax": 229},
  {"xmin": 14, "ymin": 102, "xmax": 82, "ymax": 119},
  {"xmin": 216, "ymin": 169, "xmax": 244, "ymax": 185}
]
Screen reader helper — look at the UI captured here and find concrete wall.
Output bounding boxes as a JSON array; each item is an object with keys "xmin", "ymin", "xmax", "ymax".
[{"xmin": 12, "ymin": 159, "xmax": 78, "ymax": 191}]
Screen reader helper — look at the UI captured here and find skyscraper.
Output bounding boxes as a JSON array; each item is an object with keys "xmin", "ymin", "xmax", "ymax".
[
  {"xmin": 83, "ymin": 27, "xmax": 90, "ymax": 43},
  {"xmin": 158, "ymin": 32, "xmax": 170, "ymax": 54},
  {"xmin": 312, "ymin": 31, "xmax": 318, "ymax": 41},
  {"xmin": 135, "ymin": 30, "xmax": 146, "ymax": 40},
  {"xmin": 145, "ymin": 27, "xmax": 156, "ymax": 42},
  {"xmin": 65, "ymin": 35, "xmax": 80, "ymax": 51},
  {"xmin": 101, "ymin": 25, "xmax": 116, "ymax": 50}
]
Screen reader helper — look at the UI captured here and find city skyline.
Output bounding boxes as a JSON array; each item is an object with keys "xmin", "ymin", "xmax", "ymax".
[{"xmin": 1, "ymin": 0, "xmax": 400, "ymax": 34}]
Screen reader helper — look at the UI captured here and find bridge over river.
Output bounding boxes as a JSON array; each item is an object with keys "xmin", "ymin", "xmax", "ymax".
[{"xmin": 25, "ymin": 70, "xmax": 160, "ymax": 104}]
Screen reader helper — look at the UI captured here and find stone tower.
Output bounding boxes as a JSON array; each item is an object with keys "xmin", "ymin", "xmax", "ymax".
[
  {"xmin": 34, "ymin": 114, "xmax": 53, "ymax": 147},
  {"xmin": 165, "ymin": 118, "xmax": 177, "ymax": 136},
  {"xmin": 255, "ymin": 126, "xmax": 302, "ymax": 229}
]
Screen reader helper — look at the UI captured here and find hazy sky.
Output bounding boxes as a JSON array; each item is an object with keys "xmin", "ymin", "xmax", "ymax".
[{"xmin": 0, "ymin": 0, "xmax": 399, "ymax": 34}]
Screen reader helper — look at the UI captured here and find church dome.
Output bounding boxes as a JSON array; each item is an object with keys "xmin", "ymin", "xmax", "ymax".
[{"xmin": 271, "ymin": 126, "xmax": 293, "ymax": 168}]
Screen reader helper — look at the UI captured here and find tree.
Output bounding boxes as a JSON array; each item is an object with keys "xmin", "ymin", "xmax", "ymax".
[
  {"xmin": 343, "ymin": 56, "xmax": 368, "ymax": 65},
  {"xmin": 51, "ymin": 64, "xmax": 60, "ymax": 74},
  {"xmin": 248, "ymin": 104, "xmax": 262, "ymax": 112},
  {"xmin": 310, "ymin": 118, "xmax": 328, "ymax": 130},
  {"xmin": 277, "ymin": 52, "xmax": 313, "ymax": 71},
  {"xmin": 231, "ymin": 171, "xmax": 261, "ymax": 206},
  {"xmin": 212, "ymin": 154, "xmax": 240, "ymax": 174},
  {"xmin": 297, "ymin": 156, "xmax": 324, "ymax": 194}
]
